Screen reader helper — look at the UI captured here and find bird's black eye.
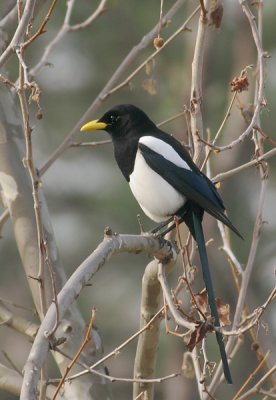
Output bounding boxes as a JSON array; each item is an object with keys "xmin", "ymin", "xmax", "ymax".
[{"xmin": 109, "ymin": 115, "xmax": 119, "ymax": 124}]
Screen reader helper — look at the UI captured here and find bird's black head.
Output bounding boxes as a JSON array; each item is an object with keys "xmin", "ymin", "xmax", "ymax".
[{"xmin": 81, "ymin": 104, "xmax": 156, "ymax": 141}]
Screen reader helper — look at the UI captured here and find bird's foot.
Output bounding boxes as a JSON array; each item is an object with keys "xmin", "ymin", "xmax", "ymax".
[
  {"xmin": 148, "ymin": 216, "xmax": 174, "ymax": 237},
  {"xmin": 148, "ymin": 215, "xmax": 186, "ymax": 237}
]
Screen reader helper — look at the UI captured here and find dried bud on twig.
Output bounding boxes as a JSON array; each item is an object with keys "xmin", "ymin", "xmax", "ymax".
[
  {"xmin": 153, "ymin": 37, "xmax": 164, "ymax": 49},
  {"xmin": 230, "ymin": 74, "xmax": 249, "ymax": 93}
]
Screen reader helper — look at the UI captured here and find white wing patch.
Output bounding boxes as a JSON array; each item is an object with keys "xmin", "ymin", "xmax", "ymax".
[
  {"xmin": 129, "ymin": 149, "xmax": 186, "ymax": 222},
  {"xmin": 139, "ymin": 136, "xmax": 191, "ymax": 170}
]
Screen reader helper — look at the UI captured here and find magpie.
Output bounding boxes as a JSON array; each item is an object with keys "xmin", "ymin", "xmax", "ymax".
[{"xmin": 81, "ymin": 104, "xmax": 242, "ymax": 384}]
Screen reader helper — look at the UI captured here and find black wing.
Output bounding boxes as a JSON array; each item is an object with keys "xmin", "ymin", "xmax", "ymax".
[{"xmin": 139, "ymin": 143, "xmax": 242, "ymax": 238}]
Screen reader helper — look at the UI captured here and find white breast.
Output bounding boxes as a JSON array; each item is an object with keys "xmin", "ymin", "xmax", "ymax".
[{"xmin": 129, "ymin": 137, "xmax": 188, "ymax": 222}]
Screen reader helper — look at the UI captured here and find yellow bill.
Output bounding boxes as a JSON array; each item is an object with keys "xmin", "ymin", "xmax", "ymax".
[{"xmin": 80, "ymin": 120, "xmax": 107, "ymax": 131}]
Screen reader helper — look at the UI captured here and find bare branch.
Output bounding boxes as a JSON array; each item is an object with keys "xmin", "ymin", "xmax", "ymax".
[
  {"xmin": 214, "ymin": 0, "xmax": 267, "ymax": 152},
  {"xmin": 17, "ymin": 46, "xmax": 47, "ymax": 319},
  {"xmin": 52, "ymin": 308, "xmax": 97, "ymax": 400},
  {"xmin": 190, "ymin": 0, "xmax": 211, "ymax": 165},
  {"xmin": 20, "ymin": 232, "xmax": 174, "ymax": 400},
  {"xmin": 235, "ymin": 365, "xmax": 276, "ymax": 400},
  {"xmin": 56, "ymin": 308, "xmax": 176, "ymax": 383},
  {"xmin": 29, "ymin": 0, "xmax": 108, "ymax": 78},
  {"xmin": 68, "ymin": 0, "xmax": 108, "ymax": 32},
  {"xmin": 102, "ymin": 6, "xmax": 200, "ymax": 99},
  {"xmin": 134, "ymin": 241, "xmax": 176, "ymax": 400},
  {"xmin": 0, "ymin": 300, "xmax": 38, "ymax": 339},
  {"xmin": 212, "ymin": 147, "xmax": 276, "ymax": 183},
  {"xmin": 0, "ymin": 73, "xmax": 16, "ymax": 89},
  {"xmin": 53, "ymin": 346, "xmax": 180, "ymax": 384},
  {"xmin": 23, "ymin": 0, "xmax": 58, "ymax": 48},
  {"xmin": 70, "ymin": 139, "xmax": 112, "ymax": 147},
  {"xmin": 222, "ymin": 285, "xmax": 276, "ymax": 336},
  {"xmin": 217, "ymin": 221, "xmax": 243, "ymax": 275},
  {"xmin": 158, "ymin": 262, "xmax": 196, "ymax": 331},
  {"xmin": 0, "ymin": 0, "xmax": 36, "ymax": 68}
]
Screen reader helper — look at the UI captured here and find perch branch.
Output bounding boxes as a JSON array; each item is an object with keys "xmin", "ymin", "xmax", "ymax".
[{"xmin": 20, "ymin": 232, "xmax": 175, "ymax": 400}]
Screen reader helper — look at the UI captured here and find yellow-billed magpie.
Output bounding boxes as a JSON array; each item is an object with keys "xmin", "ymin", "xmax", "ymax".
[{"xmin": 81, "ymin": 104, "xmax": 242, "ymax": 384}]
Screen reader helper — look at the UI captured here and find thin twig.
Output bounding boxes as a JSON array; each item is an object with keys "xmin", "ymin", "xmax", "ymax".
[
  {"xmin": 232, "ymin": 350, "xmax": 271, "ymax": 400},
  {"xmin": 222, "ymin": 284, "xmax": 276, "ymax": 337},
  {"xmin": 70, "ymin": 140, "xmax": 112, "ymax": 147},
  {"xmin": 201, "ymin": 92, "xmax": 238, "ymax": 170},
  {"xmin": 0, "ymin": 0, "xmax": 36, "ymax": 68},
  {"xmin": 102, "ymin": 6, "xmax": 200, "ymax": 100},
  {"xmin": 63, "ymin": 307, "xmax": 165, "ymax": 381},
  {"xmin": 175, "ymin": 217, "xmax": 207, "ymax": 320},
  {"xmin": 53, "ymin": 347, "xmax": 179, "ymax": 384},
  {"xmin": 212, "ymin": 147, "xmax": 276, "ymax": 183},
  {"xmin": 157, "ymin": 0, "xmax": 164, "ymax": 38},
  {"xmin": 23, "ymin": 0, "xmax": 58, "ymax": 48},
  {"xmin": 235, "ymin": 365, "xmax": 276, "ymax": 400},
  {"xmin": 28, "ymin": 0, "xmax": 108, "ymax": 79},
  {"xmin": 17, "ymin": 47, "xmax": 47, "ymax": 319},
  {"xmin": 217, "ymin": 221, "xmax": 243, "ymax": 275},
  {"xmin": 67, "ymin": 0, "xmax": 108, "ymax": 32},
  {"xmin": 157, "ymin": 262, "xmax": 196, "ymax": 331},
  {"xmin": 0, "ymin": 74, "xmax": 16, "ymax": 89},
  {"xmin": 52, "ymin": 308, "xmax": 97, "ymax": 400},
  {"xmin": 213, "ymin": 1, "xmax": 267, "ymax": 152},
  {"xmin": 157, "ymin": 110, "xmax": 187, "ymax": 128},
  {"xmin": 258, "ymin": 389, "xmax": 276, "ymax": 399}
]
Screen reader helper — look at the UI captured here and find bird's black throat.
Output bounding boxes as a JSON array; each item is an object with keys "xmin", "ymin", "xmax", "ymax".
[{"xmin": 112, "ymin": 134, "xmax": 139, "ymax": 182}]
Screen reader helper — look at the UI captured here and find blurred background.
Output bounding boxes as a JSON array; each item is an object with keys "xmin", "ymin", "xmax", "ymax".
[{"xmin": 0, "ymin": 1, "xmax": 275, "ymax": 399}]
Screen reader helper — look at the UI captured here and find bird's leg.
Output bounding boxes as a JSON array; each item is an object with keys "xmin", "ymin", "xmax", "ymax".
[
  {"xmin": 149, "ymin": 208, "xmax": 188, "ymax": 237},
  {"xmin": 149, "ymin": 215, "xmax": 175, "ymax": 235},
  {"xmin": 157, "ymin": 214, "xmax": 187, "ymax": 237}
]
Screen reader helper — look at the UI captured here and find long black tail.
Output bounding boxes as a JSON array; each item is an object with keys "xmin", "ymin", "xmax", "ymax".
[{"xmin": 192, "ymin": 210, "xmax": 232, "ymax": 384}]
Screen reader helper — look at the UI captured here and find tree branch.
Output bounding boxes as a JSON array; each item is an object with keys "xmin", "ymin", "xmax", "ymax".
[
  {"xmin": 190, "ymin": 0, "xmax": 211, "ymax": 165},
  {"xmin": 212, "ymin": 147, "xmax": 276, "ymax": 183},
  {"xmin": 20, "ymin": 232, "xmax": 175, "ymax": 400},
  {"xmin": 0, "ymin": 300, "xmax": 38, "ymax": 339},
  {"xmin": 214, "ymin": 0, "xmax": 267, "ymax": 152},
  {"xmin": 0, "ymin": 0, "xmax": 36, "ymax": 68}
]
